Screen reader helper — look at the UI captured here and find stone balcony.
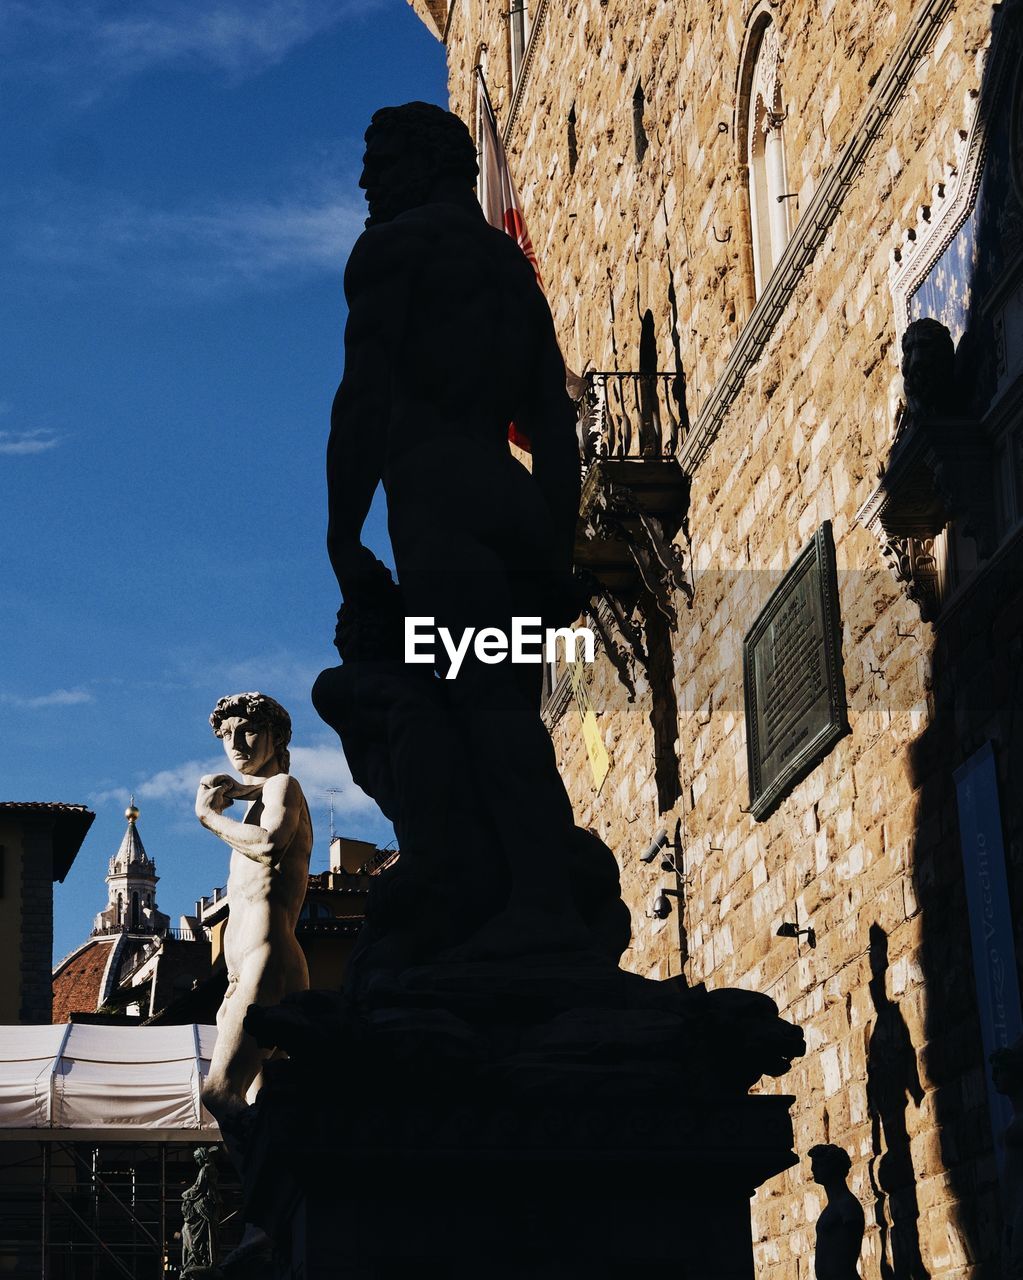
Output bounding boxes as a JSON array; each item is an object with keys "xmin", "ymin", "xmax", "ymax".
[{"xmin": 574, "ymin": 371, "xmax": 691, "ymax": 613}]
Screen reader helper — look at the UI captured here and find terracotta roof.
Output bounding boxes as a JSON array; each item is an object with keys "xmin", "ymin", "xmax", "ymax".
[
  {"xmin": 52, "ymin": 937, "xmax": 117, "ymax": 1023},
  {"xmin": 0, "ymin": 803, "xmax": 95, "ymax": 882}
]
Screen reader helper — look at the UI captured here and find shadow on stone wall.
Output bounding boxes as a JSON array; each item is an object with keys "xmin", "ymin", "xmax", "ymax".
[
  {"xmin": 887, "ymin": 6, "xmax": 1023, "ymax": 1269},
  {"xmin": 865, "ymin": 923, "xmax": 929, "ymax": 1279}
]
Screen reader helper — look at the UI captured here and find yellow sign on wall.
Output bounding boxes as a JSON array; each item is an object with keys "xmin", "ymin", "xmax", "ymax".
[{"xmin": 569, "ymin": 660, "xmax": 610, "ymax": 791}]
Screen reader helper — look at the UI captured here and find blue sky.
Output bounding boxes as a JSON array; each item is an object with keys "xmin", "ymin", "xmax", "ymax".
[{"xmin": 0, "ymin": 0, "xmax": 448, "ymax": 964}]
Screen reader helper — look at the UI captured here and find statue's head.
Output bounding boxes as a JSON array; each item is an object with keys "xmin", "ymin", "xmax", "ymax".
[
  {"xmin": 901, "ymin": 317, "xmax": 955, "ymax": 419},
  {"xmin": 808, "ymin": 1143, "xmax": 852, "ymax": 1185},
  {"xmin": 209, "ymin": 691, "xmax": 291, "ymax": 776},
  {"xmin": 361, "ymin": 102, "xmax": 478, "ymax": 227}
]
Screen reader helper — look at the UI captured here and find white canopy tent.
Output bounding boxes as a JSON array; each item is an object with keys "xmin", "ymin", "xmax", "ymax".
[{"xmin": 0, "ymin": 1023, "xmax": 219, "ymax": 1140}]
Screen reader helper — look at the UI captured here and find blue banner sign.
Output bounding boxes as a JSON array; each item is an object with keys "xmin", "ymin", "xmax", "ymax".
[{"xmin": 954, "ymin": 740, "xmax": 1022, "ymax": 1163}]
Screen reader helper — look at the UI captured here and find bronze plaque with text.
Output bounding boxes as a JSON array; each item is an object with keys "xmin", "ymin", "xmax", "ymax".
[{"xmin": 743, "ymin": 522, "xmax": 848, "ymax": 819}]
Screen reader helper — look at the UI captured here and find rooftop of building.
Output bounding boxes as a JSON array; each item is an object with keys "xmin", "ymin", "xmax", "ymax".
[
  {"xmin": 0, "ymin": 802, "xmax": 95, "ymax": 882},
  {"xmin": 51, "ymin": 936, "xmax": 119, "ymax": 1024}
]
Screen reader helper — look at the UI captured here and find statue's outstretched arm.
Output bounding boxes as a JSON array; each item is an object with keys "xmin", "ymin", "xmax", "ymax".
[{"xmin": 195, "ymin": 774, "xmax": 301, "ymax": 868}]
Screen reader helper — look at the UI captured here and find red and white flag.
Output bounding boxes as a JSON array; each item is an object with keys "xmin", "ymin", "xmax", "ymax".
[
  {"xmin": 476, "ymin": 69, "xmax": 547, "ymax": 451},
  {"xmin": 476, "ymin": 68, "xmax": 543, "ymax": 293}
]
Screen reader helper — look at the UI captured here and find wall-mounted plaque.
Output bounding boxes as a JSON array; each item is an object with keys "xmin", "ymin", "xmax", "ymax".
[{"xmin": 743, "ymin": 522, "xmax": 848, "ymax": 820}]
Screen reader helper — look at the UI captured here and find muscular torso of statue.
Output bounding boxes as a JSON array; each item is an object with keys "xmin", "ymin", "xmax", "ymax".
[{"xmin": 223, "ymin": 780, "xmax": 311, "ymax": 983}]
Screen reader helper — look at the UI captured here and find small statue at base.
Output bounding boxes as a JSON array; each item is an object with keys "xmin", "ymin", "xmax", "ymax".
[
  {"xmin": 808, "ymin": 1143, "xmax": 865, "ymax": 1280},
  {"xmin": 195, "ymin": 692, "xmax": 312, "ymax": 1128},
  {"xmin": 181, "ymin": 1147, "xmax": 221, "ymax": 1278}
]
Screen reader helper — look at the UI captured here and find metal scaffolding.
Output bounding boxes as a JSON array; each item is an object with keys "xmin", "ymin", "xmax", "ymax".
[{"xmin": 0, "ymin": 1140, "xmax": 241, "ymax": 1278}]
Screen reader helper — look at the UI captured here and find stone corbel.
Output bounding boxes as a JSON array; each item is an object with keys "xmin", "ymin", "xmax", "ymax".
[
  {"xmin": 918, "ymin": 418, "xmax": 995, "ymax": 558},
  {"xmin": 878, "ymin": 534, "xmax": 941, "ymax": 623},
  {"xmin": 577, "ymin": 578, "xmax": 643, "ymax": 702},
  {"xmin": 573, "ymin": 455, "xmax": 691, "ymax": 698},
  {"xmin": 857, "ymin": 413, "xmax": 992, "ymax": 623},
  {"xmin": 588, "ymin": 481, "xmax": 692, "ymax": 626}
]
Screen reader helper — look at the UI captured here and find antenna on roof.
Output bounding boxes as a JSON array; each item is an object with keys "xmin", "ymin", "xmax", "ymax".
[{"xmin": 326, "ymin": 789, "xmax": 340, "ymax": 843}]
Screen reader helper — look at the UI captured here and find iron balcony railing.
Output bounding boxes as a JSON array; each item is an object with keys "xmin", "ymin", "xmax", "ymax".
[{"xmin": 577, "ymin": 371, "xmax": 689, "ymax": 467}]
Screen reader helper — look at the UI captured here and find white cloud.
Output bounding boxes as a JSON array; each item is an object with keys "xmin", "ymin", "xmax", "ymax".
[
  {"xmin": 289, "ymin": 741, "xmax": 376, "ymax": 815},
  {"xmin": 90, "ymin": 740, "xmax": 378, "ymax": 821},
  {"xmin": 5, "ymin": 0, "xmax": 381, "ymax": 88},
  {"xmin": 139, "ymin": 758, "xmax": 228, "ymax": 803},
  {"xmin": 3, "ymin": 687, "xmax": 93, "ymax": 707},
  {"xmin": 88, "ymin": 756, "xmax": 223, "ymax": 813},
  {"xmin": 88, "ymin": 785, "xmax": 133, "ymax": 810},
  {"xmin": 19, "ymin": 191, "xmax": 364, "ymax": 295},
  {"xmin": 0, "ymin": 429, "xmax": 63, "ymax": 455},
  {"xmin": 167, "ymin": 650, "xmax": 327, "ymax": 705}
]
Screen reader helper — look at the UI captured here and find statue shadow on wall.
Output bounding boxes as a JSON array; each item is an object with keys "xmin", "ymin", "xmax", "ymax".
[
  {"xmin": 808, "ymin": 1143, "xmax": 865, "ymax": 1280},
  {"xmin": 888, "ymin": 5, "xmax": 1023, "ymax": 1269},
  {"xmin": 865, "ymin": 923, "xmax": 929, "ymax": 1280}
]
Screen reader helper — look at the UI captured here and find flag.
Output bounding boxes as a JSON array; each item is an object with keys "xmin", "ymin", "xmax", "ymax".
[
  {"xmin": 476, "ymin": 68, "xmax": 543, "ymax": 450},
  {"xmin": 476, "ymin": 68, "xmax": 543, "ymax": 292}
]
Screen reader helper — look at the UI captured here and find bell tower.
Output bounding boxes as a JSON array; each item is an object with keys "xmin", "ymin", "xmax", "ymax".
[{"xmin": 93, "ymin": 801, "xmax": 169, "ymax": 936}]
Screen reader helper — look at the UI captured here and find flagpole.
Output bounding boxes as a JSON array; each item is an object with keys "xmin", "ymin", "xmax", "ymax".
[{"xmin": 474, "ymin": 64, "xmax": 499, "ymax": 132}]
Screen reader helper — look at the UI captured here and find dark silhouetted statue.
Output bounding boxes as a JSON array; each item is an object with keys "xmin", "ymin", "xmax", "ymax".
[
  {"xmin": 314, "ymin": 100, "xmax": 620, "ymax": 968},
  {"xmin": 809, "ymin": 1144, "xmax": 865, "ymax": 1280},
  {"xmin": 236, "ymin": 98, "xmax": 806, "ymax": 1280},
  {"xmin": 991, "ymin": 1037, "xmax": 1023, "ymax": 1279},
  {"xmin": 301, "ymin": 103, "xmax": 803, "ymax": 1087}
]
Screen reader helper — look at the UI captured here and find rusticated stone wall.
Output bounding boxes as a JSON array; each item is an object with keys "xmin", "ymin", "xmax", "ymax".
[{"xmin": 409, "ymin": 1, "xmax": 1022, "ymax": 1275}]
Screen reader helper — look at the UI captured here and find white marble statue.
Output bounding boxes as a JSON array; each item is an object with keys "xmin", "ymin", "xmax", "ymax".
[{"xmin": 195, "ymin": 691, "xmax": 312, "ymax": 1127}]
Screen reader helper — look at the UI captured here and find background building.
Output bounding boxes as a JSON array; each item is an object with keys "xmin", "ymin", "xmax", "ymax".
[
  {"xmin": 51, "ymin": 805, "xmax": 204, "ymax": 1025},
  {"xmin": 52, "ymin": 805, "xmax": 396, "ymax": 1025},
  {"xmin": 0, "ymin": 803, "xmax": 94, "ymax": 1024},
  {"xmin": 410, "ymin": 1, "xmax": 1023, "ymax": 1275}
]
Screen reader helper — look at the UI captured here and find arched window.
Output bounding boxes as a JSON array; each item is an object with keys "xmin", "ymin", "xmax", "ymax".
[
  {"xmin": 131, "ymin": 891, "xmax": 140, "ymax": 931},
  {"xmin": 741, "ymin": 15, "xmax": 792, "ymax": 297},
  {"xmin": 116, "ymin": 892, "xmax": 123, "ymax": 925},
  {"xmin": 567, "ymin": 103, "xmax": 578, "ymax": 176}
]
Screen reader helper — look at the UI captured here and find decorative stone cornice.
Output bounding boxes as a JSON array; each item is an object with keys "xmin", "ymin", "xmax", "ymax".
[
  {"xmin": 888, "ymin": 0, "xmax": 1022, "ymax": 336},
  {"xmin": 405, "ymin": 0, "xmax": 447, "ymax": 41},
  {"xmin": 503, "ymin": 0, "xmax": 550, "ymax": 146},
  {"xmin": 679, "ymin": 0, "xmax": 957, "ymax": 476}
]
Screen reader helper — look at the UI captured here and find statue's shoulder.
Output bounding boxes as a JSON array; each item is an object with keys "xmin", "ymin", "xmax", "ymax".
[
  {"xmin": 262, "ymin": 772, "xmax": 304, "ymax": 806},
  {"xmin": 346, "ymin": 220, "xmax": 427, "ymax": 283}
]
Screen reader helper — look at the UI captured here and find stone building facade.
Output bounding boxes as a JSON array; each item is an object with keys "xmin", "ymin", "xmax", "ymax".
[
  {"xmin": 410, "ymin": 0, "xmax": 1023, "ymax": 1275},
  {"xmin": 0, "ymin": 803, "xmax": 93, "ymax": 1023}
]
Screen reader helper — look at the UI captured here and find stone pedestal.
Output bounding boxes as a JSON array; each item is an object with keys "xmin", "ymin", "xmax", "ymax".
[{"xmin": 245, "ymin": 1087, "xmax": 796, "ymax": 1279}]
